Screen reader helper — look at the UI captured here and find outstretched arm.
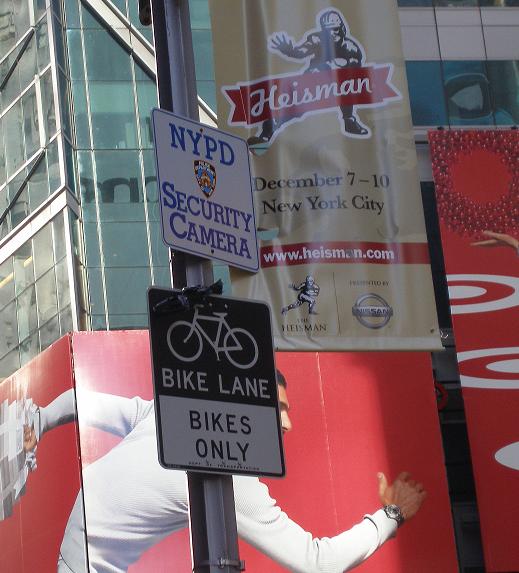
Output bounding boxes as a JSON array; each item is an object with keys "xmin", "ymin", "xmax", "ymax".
[
  {"xmin": 269, "ymin": 33, "xmax": 314, "ymax": 60},
  {"xmin": 26, "ymin": 389, "xmax": 153, "ymax": 448},
  {"xmin": 235, "ymin": 472, "xmax": 426, "ymax": 573},
  {"xmin": 471, "ymin": 231, "xmax": 519, "ymax": 252}
]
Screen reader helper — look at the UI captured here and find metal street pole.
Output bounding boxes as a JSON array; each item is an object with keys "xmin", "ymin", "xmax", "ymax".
[{"xmin": 144, "ymin": 1, "xmax": 243, "ymax": 571}]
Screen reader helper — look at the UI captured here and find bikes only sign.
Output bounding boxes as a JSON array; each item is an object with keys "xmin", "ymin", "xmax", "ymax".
[
  {"xmin": 147, "ymin": 287, "xmax": 285, "ymax": 477},
  {"xmin": 151, "ymin": 109, "xmax": 259, "ymax": 272}
]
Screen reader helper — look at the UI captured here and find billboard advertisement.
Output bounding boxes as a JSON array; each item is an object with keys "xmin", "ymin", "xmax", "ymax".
[
  {"xmin": 1, "ymin": 331, "xmax": 458, "ymax": 571},
  {"xmin": 429, "ymin": 128, "xmax": 519, "ymax": 572},
  {"xmin": 208, "ymin": 0, "xmax": 440, "ymax": 351}
]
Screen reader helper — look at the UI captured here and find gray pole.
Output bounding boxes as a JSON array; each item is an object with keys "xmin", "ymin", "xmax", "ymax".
[{"xmin": 148, "ymin": 1, "xmax": 243, "ymax": 572}]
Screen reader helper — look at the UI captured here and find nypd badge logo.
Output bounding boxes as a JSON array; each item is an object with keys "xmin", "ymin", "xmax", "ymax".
[{"xmin": 194, "ymin": 160, "xmax": 217, "ymax": 198}]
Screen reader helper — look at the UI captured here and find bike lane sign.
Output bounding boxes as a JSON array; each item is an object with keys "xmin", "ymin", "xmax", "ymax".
[
  {"xmin": 152, "ymin": 109, "xmax": 259, "ymax": 272},
  {"xmin": 147, "ymin": 287, "xmax": 285, "ymax": 477}
]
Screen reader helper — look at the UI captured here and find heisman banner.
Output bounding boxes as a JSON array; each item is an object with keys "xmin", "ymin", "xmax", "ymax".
[
  {"xmin": 209, "ymin": 0, "xmax": 440, "ymax": 350},
  {"xmin": 430, "ymin": 129, "xmax": 519, "ymax": 572}
]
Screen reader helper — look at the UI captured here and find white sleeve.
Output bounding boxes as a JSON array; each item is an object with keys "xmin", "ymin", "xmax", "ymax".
[
  {"xmin": 39, "ymin": 389, "xmax": 153, "ymax": 439},
  {"xmin": 234, "ymin": 477, "xmax": 397, "ymax": 573}
]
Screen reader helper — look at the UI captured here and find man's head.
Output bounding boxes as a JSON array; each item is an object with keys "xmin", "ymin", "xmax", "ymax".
[
  {"xmin": 306, "ymin": 275, "xmax": 315, "ymax": 286},
  {"xmin": 276, "ymin": 369, "xmax": 292, "ymax": 434},
  {"xmin": 319, "ymin": 10, "xmax": 347, "ymax": 43}
]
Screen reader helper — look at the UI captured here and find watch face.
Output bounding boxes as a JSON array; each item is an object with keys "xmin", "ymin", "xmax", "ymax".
[{"xmin": 384, "ymin": 504, "xmax": 404, "ymax": 525}]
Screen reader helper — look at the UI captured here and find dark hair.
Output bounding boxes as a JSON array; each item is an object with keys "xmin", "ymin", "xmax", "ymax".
[{"xmin": 276, "ymin": 369, "xmax": 287, "ymax": 388}]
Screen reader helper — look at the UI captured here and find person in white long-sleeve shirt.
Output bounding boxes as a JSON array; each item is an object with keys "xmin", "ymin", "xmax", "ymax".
[{"xmin": 24, "ymin": 375, "xmax": 426, "ymax": 573}]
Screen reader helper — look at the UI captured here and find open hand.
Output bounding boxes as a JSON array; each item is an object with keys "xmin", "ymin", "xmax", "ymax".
[
  {"xmin": 378, "ymin": 471, "xmax": 426, "ymax": 522},
  {"xmin": 23, "ymin": 424, "xmax": 37, "ymax": 452},
  {"xmin": 270, "ymin": 33, "xmax": 295, "ymax": 57}
]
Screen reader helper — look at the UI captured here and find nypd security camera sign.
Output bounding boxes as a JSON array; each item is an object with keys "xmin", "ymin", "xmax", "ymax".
[
  {"xmin": 148, "ymin": 287, "xmax": 285, "ymax": 477},
  {"xmin": 152, "ymin": 109, "xmax": 259, "ymax": 271}
]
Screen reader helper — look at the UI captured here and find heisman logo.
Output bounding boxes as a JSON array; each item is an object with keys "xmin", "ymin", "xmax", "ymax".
[
  {"xmin": 222, "ymin": 8, "xmax": 401, "ymax": 148},
  {"xmin": 194, "ymin": 160, "xmax": 217, "ymax": 198}
]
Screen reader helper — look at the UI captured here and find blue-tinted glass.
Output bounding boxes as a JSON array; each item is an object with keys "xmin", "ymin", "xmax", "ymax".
[
  {"xmin": 3, "ymin": 102, "xmax": 24, "ymax": 177},
  {"xmin": 41, "ymin": 69, "xmax": 57, "ymax": 141},
  {"xmin": 22, "ymin": 86, "xmax": 40, "ymax": 159},
  {"xmin": 94, "ymin": 150, "xmax": 145, "ymax": 221},
  {"xmin": 14, "ymin": 0, "xmax": 30, "ymax": 40},
  {"xmin": 136, "ymin": 81, "xmax": 157, "ymax": 149},
  {"xmin": 435, "ymin": 0, "xmax": 476, "ymax": 5},
  {"xmin": 33, "ymin": 223, "xmax": 54, "ymax": 278},
  {"xmin": 398, "ymin": 0, "xmax": 432, "ymax": 4},
  {"xmin": 101, "ymin": 221, "xmax": 149, "ymax": 267},
  {"xmin": 406, "ymin": 62, "xmax": 447, "ymax": 126},
  {"xmin": 192, "ymin": 29, "xmax": 214, "ymax": 81},
  {"xmin": 53, "ymin": 16, "xmax": 67, "ymax": 71},
  {"xmin": 0, "ymin": 3, "xmax": 17, "ymax": 58},
  {"xmin": 84, "ymin": 29, "xmax": 132, "ymax": 81},
  {"xmin": 190, "ymin": 0, "xmax": 211, "ymax": 29},
  {"xmin": 28, "ymin": 156, "xmax": 49, "ymax": 210},
  {"xmin": 13, "ymin": 243, "xmax": 34, "ymax": 296},
  {"xmin": 89, "ymin": 82, "xmax": 138, "ymax": 149},
  {"xmin": 0, "ymin": 118, "xmax": 6, "ymax": 185},
  {"xmin": 36, "ymin": 268, "xmax": 58, "ymax": 324},
  {"xmin": 78, "ymin": 151, "xmax": 96, "ymax": 220},
  {"xmin": 149, "ymin": 220, "xmax": 169, "ymax": 267},
  {"xmin": 67, "ymin": 30, "xmax": 84, "ymax": 80},
  {"xmin": 108, "ymin": 0, "xmax": 127, "ymax": 16},
  {"xmin": 197, "ymin": 80, "xmax": 216, "ymax": 111},
  {"xmin": 104, "ymin": 266, "xmax": 150, "ymax": 314},
  {"xmin": 59, "ymin": 305, "xmax": 73, "ymax": 335},
  {"xmin": 46, "ymin": 137, "xmax": 61, "ymax": 192},
  {"xmin": 17, "ymin": 33, "xmax": 37, "ymax": 92},
  {"xmin": 109, "ymin": 314, "xmax": 148, "ymax": 329},
  {"xmin": 86, "ymin": 267, "xmax": 105, "ymax": 318},
  {"xmin": 55, "ymin": 258, "xmax": 71, "ymax": 310},
  {"xmin": 81, "ymin": 4, "xmax": 104, "ymax": 29},
  {"xmin": 486, "ymin": 61, "xmax": 519, "ymax": 125},
  {"xmin": 53, "ymin": 213, "xmax": 67, "ymax": 261},
  {"xmin": 443, "ymin": 61, "xmax": 494, "ymax": 126},
  {"xmin": 83, "ymin": 222, "xmax": 102, "ymax": 267},
  {"xmin": 17, "ymin": 284, "xmax": 38, "ymax": 339},
  {"xmin": 36, "ymin": 15, "xmax": 50, "ymax": 71},
  {"xmin": 152, "ymin": 266, "xmax": 171, "ymax": 288},
  {"xmin": 64, "ymin": 0, "xmax": 81, "ymax": 28},
  {"xmin": 71, "ymin": 81, "xmax": 91, "ymax": 148}
]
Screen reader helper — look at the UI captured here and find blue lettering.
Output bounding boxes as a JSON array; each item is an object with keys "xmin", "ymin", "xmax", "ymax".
[
  {"xmin": 219, "ymin": 141, "xmax": 235, "ymax": 166},
  {"xmin": 204, "ymin": 135, "xmax": 218, "ymax": 160},
  {"xmin": 187, "ymin": 129, "xmax": 203, "ymax": 156},
  {"xmin": 169, "ymin": 124, "xmax": 186, "ymax": 150},
  {"xmin": 170, "ymin": 212, "xmax": 186, "ymax": 238},
  {"xmin": 162, "ymin": 181, "xmax": 176, "ymax": 208}
]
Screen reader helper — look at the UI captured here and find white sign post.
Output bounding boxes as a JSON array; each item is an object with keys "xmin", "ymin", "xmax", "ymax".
[{"xmin": 152, "ymin": 109, "xmax": 259, "ymax": 272}]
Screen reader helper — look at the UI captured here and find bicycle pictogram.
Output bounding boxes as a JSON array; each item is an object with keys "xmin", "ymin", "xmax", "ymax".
[{"xmin": 167, "ymin": 306, "xmax": 259, "ymax": 369}]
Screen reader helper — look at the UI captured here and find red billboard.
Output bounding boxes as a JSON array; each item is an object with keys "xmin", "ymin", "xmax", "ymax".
[
  {"xmin": 0, "ymin": 332, "xmax": 457, "ymax": 572},
  {"xmin": 430, "ymin": 129, "xmax": 519, "ymax": 572}
]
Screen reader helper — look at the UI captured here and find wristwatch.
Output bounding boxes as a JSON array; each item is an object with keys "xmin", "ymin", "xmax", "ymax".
[{"xmin": 383, "ymin": 504, "xmax": 404, "ymax": 528}]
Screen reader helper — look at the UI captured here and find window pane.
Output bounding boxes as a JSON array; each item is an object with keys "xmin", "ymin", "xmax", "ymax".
[
  {"xmin": 4, "ymin": 101, "xmax": 24, "ymax": 177},
  {"xmin": 36, "ymin": 268, "xmax": 58, "ymax": 324},
  {"xmin": 55, "ymin": 258, "xmax": 70, "ymax": 310},
  {"xmin": 14, "ymin": 0, "xmax": 30, "ymax": 40},
  {"xmin": 84, "ymin": 29, "xmax": 132, "ymax": 81},
  {"xmin": 407, "ymin": 61, "xmax": 447, "ymax": 126},
  {"xmin": 486, "ymin": 61, "xmax": 519, "ymax": 125},
  {"xmin": 89, "ymin": 82, "xmax": 138, "ymax": 149},
  {"xmin": 0, "ymin": 258, "xmax": 14, "ymax": 311},
  {"xmin": 13, "ymin": 244, "xmax": 34, "ymax": 296},
  {"xmin": 40, "ymin": 314, "xmax": 60, "ymax": 350},
  {"xmin": 104, "ymin": 267, "xmax": 150, "ymax": 315},
  {"xmin": 67, "ymin": 30, "xmax": 84, "ymax": 81},
  {"xmin": 28, "ymin": 154, "xmax": 49, "ymax": 211},
  {"xmin": 0, "ymin": 348, "xmax": 20, "ymax": 380},
  {"xmin": 41, "ymin": 69, "xmax": 57, "ymax": 141},
  {"xmin": 36, "ymin": 15, "xmax": 50, "ymax": 70},
  {"xmin": 0, "ymin": 4, "xmax": 17, "ymax": 58},
  {"xmin": 101, "ymin": 221, "xmax": 150, "ymax": 267},
  {"xmin": 22, "ymin": 86, "xmax": 40, "ymax": 159},
  {"xmin": 443, "ymin": 61, "xmax": 495, "ymax": 126},
  {"xmin": 0, "ymin": 301, "xmax": 17, "ymax": 359},
  {"xmin": 53, "ymin": 213, "xmax": 67, "ymax": 262},
  {"xmin": 94, "ymin": 150, "xmax": 145, "ymax": 221},
  {"xmin": 17, "ymin": 284, "xmax": 38, "ymax": 340},
  {"xmin": 87, "ymin": 267, "xmax": 105, "ymax": 316},
  {"xmin": 192, "ymin": 30, "xmax": 214, "ymax": 82},
  {"xmin": 59, "ymin": 305, "xmax": 73, "ymax": 335},
  {"xmin": 46, "ymin": 137, "xmax": 61, "ymax": 192},
  {"xmin": 33, "ymin": 224, "xmax": 54, "ymax": 278},
  {"xmin": 19, "ymin": 331, "xmax": 39, "ymax": 366},
  {"xmin": 71, "ymin": 81, "xmax": 90, "ymax": 148},
  {"xmin": 136, "ymin": 81, "xmax": 157, "ymax": 149}
]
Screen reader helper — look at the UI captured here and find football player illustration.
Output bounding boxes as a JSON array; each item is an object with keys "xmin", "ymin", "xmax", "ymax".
[
  {"xmin": 248, "ymin": 8, "xmax": 370, "ymax": 147},
  {"xmin": 282, "ymin": 275, "xmax": 321, "ymax": 316}
]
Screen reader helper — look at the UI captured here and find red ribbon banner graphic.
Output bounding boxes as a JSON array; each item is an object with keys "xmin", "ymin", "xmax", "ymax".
[{"xmin": 223, "ymin": 65, "xmax": 399, "ymax": 126}]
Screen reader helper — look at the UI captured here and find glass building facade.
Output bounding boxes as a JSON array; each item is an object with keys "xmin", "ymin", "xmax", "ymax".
[{"xmin": 1, "ymin": 4, "xmax": 518, "ymax": 567}]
